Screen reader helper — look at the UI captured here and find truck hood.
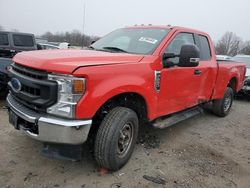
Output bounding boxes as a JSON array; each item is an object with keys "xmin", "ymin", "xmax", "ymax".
[{"xmin": 13, "ymin": 49, "xmax": 144, "ymax": 74}]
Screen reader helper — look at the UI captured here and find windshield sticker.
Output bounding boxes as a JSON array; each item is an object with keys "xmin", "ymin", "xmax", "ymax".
[{"xmin": 139, "ymin": 37, "xmax": 158, "ymax": 44}]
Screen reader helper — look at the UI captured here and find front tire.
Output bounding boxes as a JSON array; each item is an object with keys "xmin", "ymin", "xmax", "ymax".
[
  {"xmin": 212, "ymin": 87, "xmax": 234, "ymax": 117},
  {"xmin": 94, "ymin": 107, "xmax": 139, "ymax": 171}
]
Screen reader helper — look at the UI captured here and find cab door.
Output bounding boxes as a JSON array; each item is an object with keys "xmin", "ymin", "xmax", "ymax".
[
  {"xmin": 193, "ymin": 34, "xmax": 217, "ymax": 102},
  {"xmin": 157, "ymin": 32, "xmax": 202, "ymax": 116}
]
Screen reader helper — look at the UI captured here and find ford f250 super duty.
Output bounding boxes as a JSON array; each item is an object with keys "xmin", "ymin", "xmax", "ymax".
[{"xmin": 6, "ymin": 26, "xmax": 246, "ymax": 171}]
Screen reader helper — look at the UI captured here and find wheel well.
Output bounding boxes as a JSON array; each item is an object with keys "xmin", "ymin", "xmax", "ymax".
[
  {"xmin": 88, "ymin": 93, "xmax": 148, "ymax": 139},
  {"xmin": 227, "ymin": 77, "xmax": 237, "ymax": 93}
]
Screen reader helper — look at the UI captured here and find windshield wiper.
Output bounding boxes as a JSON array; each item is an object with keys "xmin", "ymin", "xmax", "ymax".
[
  {"xmin": 102, "ymin": 47, "xmax": 128, "ymax": 53},
  {"xmin": 87, "ymin": 45, "xmax": 96, "ymax": 50}
]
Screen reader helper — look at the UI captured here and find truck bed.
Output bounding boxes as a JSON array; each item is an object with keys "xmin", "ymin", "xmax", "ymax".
[{"xmin": 212, "ymin": 61, "xmax": 246, "ymax": 99}]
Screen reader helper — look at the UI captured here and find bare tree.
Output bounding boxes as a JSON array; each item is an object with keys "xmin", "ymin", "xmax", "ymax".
[
  {"xmin": 239, "ymin": 41, "xmax": 250, "ymax": 55},
  {"xmin": 215, "ymin": 32, "xmax": 242, "ymax": 56},
  {"xmin": 40, "ymin": 30, "xmax": 99, "ymax": 47}
]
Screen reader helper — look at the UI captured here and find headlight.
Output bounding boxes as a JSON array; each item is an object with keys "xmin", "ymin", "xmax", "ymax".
[{"xmin": 47, "ymin": 74, "xmax": 86, "ymax": 118}]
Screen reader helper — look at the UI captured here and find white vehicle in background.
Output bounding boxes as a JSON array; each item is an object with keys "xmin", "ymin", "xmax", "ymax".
[
  {"xmin": 37, "ymin": 42, "xmax": 71, "ymax": 50},
  {"xmin": 47, "ymin": 42, "xmax": 70, "ymax": 49},
  {"xmin": 231, "ymin": 55, "xmax": 250, "ymax": 95},
  {"xmin": 216, "ymin": 55, "xmax": 231, "ymax": 61},
  {"xmin": 58, "ymin": 42, "xmax": 70, "ymax": 49},
  {"xmin": 38, "ymin": 43, "xmax": 60, "ymax": 50}
]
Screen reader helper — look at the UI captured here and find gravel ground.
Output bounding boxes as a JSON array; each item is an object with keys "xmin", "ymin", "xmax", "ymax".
[{"xmin": 0, "ymin": 98, "xmax": 249, "ymax": 188}]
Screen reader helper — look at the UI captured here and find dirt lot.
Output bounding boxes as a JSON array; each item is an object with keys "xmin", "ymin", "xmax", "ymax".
[{"xmin": 0, "ymin": 98, "xmax": 249, "ymax": 188}]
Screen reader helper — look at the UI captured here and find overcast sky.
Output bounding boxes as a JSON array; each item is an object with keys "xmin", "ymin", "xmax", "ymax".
[{"xmin": 0, "ymin": 0, "xmax": 249, "ymax": 41}]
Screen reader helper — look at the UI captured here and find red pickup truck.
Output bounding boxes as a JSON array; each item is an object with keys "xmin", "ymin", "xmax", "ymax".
[{"xmin": 7, "ymin": 26, "xmax": 246, "ymax": 171}]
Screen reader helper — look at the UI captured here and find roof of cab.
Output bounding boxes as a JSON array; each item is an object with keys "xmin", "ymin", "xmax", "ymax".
[{"xmin": 126, "ymin": 25, "xmax": 209, "ymax": 36}]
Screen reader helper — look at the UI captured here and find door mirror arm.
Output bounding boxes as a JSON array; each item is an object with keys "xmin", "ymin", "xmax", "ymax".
[{"xmin": 162, "ymin": 53, "xmax": 179, "ymax": 68}]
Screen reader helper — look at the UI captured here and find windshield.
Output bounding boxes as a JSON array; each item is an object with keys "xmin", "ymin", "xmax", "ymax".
[
  {"xmin": 91, "ymin": 28, "xmax": 170, "ymax": 55},
  {"xmin": 231, "ymin": 56, "xmax": 250, "ymax": 68}
]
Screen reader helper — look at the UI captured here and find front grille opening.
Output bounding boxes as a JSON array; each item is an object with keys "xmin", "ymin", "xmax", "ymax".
[
  {"xmin": 12, "ymin": 63, "xmax": 47, "ymax": 80},
  {"xmin": 10, "ymin": 63, "xmax": 58, "ymax": 112},
  {"xmin": 13, "ymin": 94, "xmax": 44, "ymax": 112},
  {"xmin": 21, "ymin": 85, "xmax": 41, "ymax": 96}
]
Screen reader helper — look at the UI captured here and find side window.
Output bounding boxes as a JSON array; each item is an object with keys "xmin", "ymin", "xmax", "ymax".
[
  {"xmin": 0, "ymin": 34, "xmax": 9, "ymax": 46},
  {"xmin": 194, "ymin": 35, "xmax": 211, "ymax": 61},
  {"xmin": 13, "ymin": 34, "xmax": 34, "ymax": 47},
  {"xmin": 165, "ymin": 33, "xmax": 195, "ymax": 64}
]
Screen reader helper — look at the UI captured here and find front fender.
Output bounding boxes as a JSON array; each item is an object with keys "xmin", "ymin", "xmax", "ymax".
[{"xmin": 73, "ymin": 64, "xmax": 157, "ymax": 120}]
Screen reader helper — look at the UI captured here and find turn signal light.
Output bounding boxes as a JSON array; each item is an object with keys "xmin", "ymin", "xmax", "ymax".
[{"xmin": 73, "ymin": 80, "xmax": 85, "ymax": 93}]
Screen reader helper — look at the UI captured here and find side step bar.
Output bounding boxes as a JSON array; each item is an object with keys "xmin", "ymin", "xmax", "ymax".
[{"xmin": 153, "ymin": 106, "xmax": 203, "ymax": 129}]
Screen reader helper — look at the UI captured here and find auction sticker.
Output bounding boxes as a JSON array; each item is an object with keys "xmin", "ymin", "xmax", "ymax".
[{"xmin": 139, "ymin": 37, "xmax": 158, "ymax": 44}]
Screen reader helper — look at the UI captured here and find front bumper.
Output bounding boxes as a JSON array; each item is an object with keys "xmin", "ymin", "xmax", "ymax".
[{"xmin": 7, "ymin": 94, "xmax": 92, "ymax": 145}]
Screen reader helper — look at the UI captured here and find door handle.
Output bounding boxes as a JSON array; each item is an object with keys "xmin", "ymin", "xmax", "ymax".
[{"xmin": 194, "ymin": 69, "xmax": 202, "ymax": 75}]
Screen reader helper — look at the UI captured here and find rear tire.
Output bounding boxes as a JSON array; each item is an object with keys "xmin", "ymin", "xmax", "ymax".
[
  {"xmin": 94, "ymin": 107, "xmax": 139, "ymax": 171},
  {"xmin": 212, "ymin": 87, "xmax": 234, "ymax": 117}
]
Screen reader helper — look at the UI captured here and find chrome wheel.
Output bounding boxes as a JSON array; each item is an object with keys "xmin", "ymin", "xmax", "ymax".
[
  {"xmin": 117, "ymin": 122, "xmax": 133, "ymax": 158},
  {"xmin": 224, "ymin": 93, "xmax": 232, "ymax": 112}
]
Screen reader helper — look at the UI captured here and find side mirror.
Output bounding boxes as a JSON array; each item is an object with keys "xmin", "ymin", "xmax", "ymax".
[{"xmin": 178, "ymin": 44, "xmax": 200, "ymax": 67}]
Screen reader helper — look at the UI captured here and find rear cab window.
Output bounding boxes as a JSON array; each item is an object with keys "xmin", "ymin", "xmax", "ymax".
[
  {"xmin": 0, "ymin": 33, "xmax": 9, "ymax": 46},
  {"xmin": 13, "ymin": 34, "xmax": 34, "ymax": 47},
  {"xmin": 194, "ymin": 34, "xmax": 211, "ymax": 61}
]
